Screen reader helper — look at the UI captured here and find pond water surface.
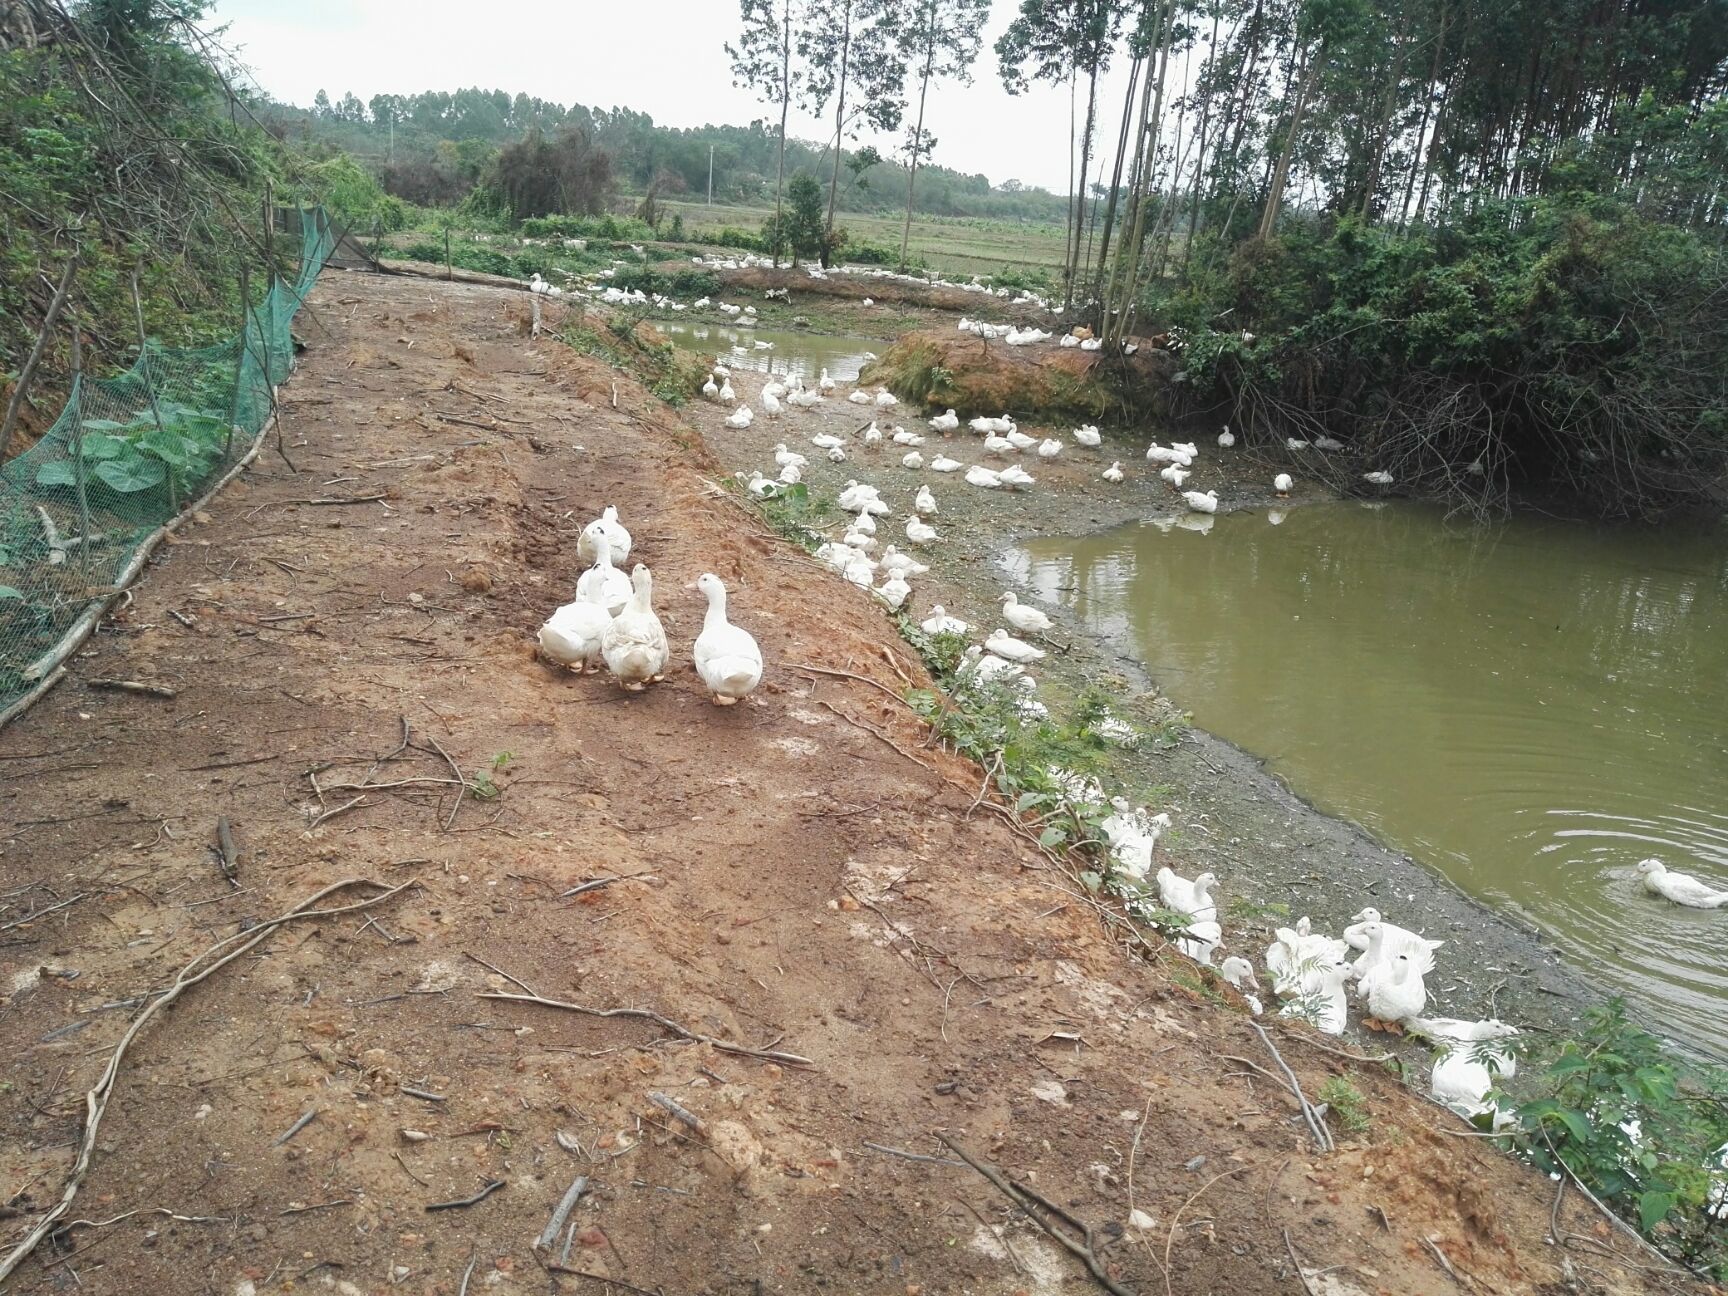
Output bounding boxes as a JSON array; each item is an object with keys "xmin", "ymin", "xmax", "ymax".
[{"xmin": 1007, "ymin": 503, "xmax": 1728, "ymax": 1057}]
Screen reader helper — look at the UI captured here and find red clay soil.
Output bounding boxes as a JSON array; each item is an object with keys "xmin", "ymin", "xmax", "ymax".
[{"xmin": 0, "ymin": 271, "xmax": 1700, "ymax": 1296}]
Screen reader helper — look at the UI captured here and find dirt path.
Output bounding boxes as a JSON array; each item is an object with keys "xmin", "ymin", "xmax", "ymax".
[{"xmin": 0, "ymin": 271, "xmax": 1688, "ymax": 1296}]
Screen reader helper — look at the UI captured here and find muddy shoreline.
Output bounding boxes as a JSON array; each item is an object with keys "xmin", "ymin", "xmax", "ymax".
[{"xmin": 677, "ymin": 302, "xmax": 1629, "ymax": 1060}]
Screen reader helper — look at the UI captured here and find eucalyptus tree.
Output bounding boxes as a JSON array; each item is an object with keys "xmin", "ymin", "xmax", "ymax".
[
  {"xmin": 727, "ymin": 0, "xmax": 805, "ymax": 265},
  {"xmin": 996, "ymin": 0, "xmax": 1120, "ymax": 307},
  {"xmin": 798, "ymin": 0, "xmax": 907, "ymax": 240},
  {"xmin": 894, "ymin": 0, "xmax": 990, "ymax": 270}
]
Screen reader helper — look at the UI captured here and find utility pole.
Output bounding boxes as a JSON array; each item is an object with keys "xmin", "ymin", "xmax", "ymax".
[{"xmin": 707, "ymin": 144, "xmax": 714, "ymax": 205}]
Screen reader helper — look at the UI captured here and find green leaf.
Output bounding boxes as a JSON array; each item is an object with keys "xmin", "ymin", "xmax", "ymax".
[
  {"xmin": 0, "ymin": 586, "xmax": 22, "ymax": 601},
  {"xmin": 136, "ymin": 427, "xmax": 192, "ymax": 469},
  {"xmin": 94, "ymin": 455, "xmax": 167, "ymax": 493},
  {"xmin": 34, "ymin": 460, "xmax": 77, "ymax": 487},
  {"xmin": 79, "ymin": 418, "xmax": 128, "ymax": 432},
  {"xmin": 1038, "ymin": 824, "xmax": 1068, "ymax": 849},
  {"xmin": 1637, "ymin": 1190, "xmax": 1676, "ymax": 1232},
  {"xmin": 77, "ymin": 432, "xmax": 126, "ymax": 460}
]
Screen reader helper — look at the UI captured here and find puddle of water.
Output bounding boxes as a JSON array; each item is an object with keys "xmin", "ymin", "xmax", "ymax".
[
  {"xmin": 654, "ymin": 321, "xmax": 880, "ymax": 385},
  {"xmin": 1008, "ymin": 502, "xmax": 1728, "ymax": 1057}
]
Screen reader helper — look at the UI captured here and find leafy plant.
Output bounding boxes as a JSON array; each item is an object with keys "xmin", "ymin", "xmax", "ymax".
[
  {"xmin": 1318, "ymin": 1077, "xmax": 1372, "ymax": 1135},
  {"xmin": 37, "ymin": 402, "xmax": 230, "ymax": 499}
]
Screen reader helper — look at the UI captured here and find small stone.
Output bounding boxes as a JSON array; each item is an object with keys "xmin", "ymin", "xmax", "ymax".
[{"xmin": 1128, "ymin": 1209, "xmax": 1156, "ymax": 1232}]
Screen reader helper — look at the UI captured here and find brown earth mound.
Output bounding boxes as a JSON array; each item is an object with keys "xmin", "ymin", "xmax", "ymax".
[{"xmin": 864, "ymin": 328, "xmax": 1178, "ymax": 421}]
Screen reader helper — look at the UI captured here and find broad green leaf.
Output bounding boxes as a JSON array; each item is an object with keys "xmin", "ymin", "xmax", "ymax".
[
  {"xmin": 1637, "ymin": 1190, "xmax": 1676, "ymax": 1232},
  {"xmin": 137, "ymin": 428, "xmax": 192, "ymax": 469},
  {"xmin": 34, "ymin": 460, "xmax": 77, "ymax": 487},
  {"xmin": 94, "ymin": 455, "xmax": 167, "ymax": 493},
  {"xmin": 0, "ymin": 585, "xmax": 22, "ymax": 600},
  {"xmin": 79, "ymin": 418, "xmax": 128, "ymax": 432},
  {"xmin": 78, "ymin": 432, "xmax": 125, "ymax": 460},
  {"xmin": 1038, "ymin": 824, "xmax": 1067, "ymax": 849}
]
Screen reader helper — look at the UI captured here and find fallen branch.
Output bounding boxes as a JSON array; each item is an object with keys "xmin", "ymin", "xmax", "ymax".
[
  {"xmin": 215, "ymin": 816, "xmax": 239, "ymax": 886},
  {"xmin": 936, "ymin": 1135, "xmax": 1133, "ymax": 1296},
  {"xmin": 648, "ymin": 1091, "xmax": 705, "ymax": 1136},
  {"xmin": 87, "ymin": 678, "xmax": 178, "ymax": 699},
  {"xmin": 0, "ymin": 877, "xmax": 417, "ymax": 1281},
  {"xmin": 1250, "ymin": 1022, "xmax": 1333, "ymax": 1153},
  {"xmin": 787, "ymin": 662, "xmax": 912, "ymax": 708},
  {"xmin": 534, "ymin": 1174, "xmax": 588, "ymax": 1250},
  {"xmin": 1283, "ymin": 1229, "xmax": 1318, "ymax": 1296},
  {"xmin": 425, "ymin": 1180, "xmax": 505, "ymax": 1212},
  {"xmin": 477, "ymin": 989, "xmax": 812, "ymax": 1068},
  {"xmin": 0, "ymin": 892, "xmax": 88, "ymax": 932},
  {"xmin": 862, "ymin": 1141, "xmax": 965, "ymax": 1167},
  {"xmin": 273, "ymin": 1108, "xmax": 318, "ymax": 1147}
]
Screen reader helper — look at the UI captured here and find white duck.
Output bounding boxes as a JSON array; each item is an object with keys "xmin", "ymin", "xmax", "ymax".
[
  {"xmin": 1286, "ymin": 438, "xmax": 1310, "ymax": 451},
  {"xmin": 1357, "ymin": 950, "xmax": 1431, "ymax": 1028},
  {"xmin": 921, "ymin": 605, "xmax": 968, "ymax": 635},
  {"xmin": 811, "ymin": 432, "xmax": 846, "ymax": 450},
  {"xmin": 1637, "ymin": 859, "xmax": 1728, "ymax": 908},
  {"xmin": 774, "ymin": 443, "xmax": 807, "ymax": 469},
  {"xmin": 762, "ymin": 388, "xmax": 782, "ymax": 416},
  {"xmin": 958, "ymin": 645, "xmax": 1023, "ymax": 685},
  {"xmin": 1157, "ymin": 867, "xmax": 1217, "ymax": 923},
  {"xmin": 719, "ymin": 378, "xmax": 736, "ymax": 403},
  {"xmin": 1102, "ymin": 461, "xmax": 1124, "ymax": 483},
  {"xmin": 1175, "ymin": 919, "xmax": 1222, "ymax": 966},
  {"xmin": 777, "ymin": 462, "xmax": 802, "ymax": 485},
  {"xmin": 902, "ymin": 451, "xmax": 924, "ymax": 469},
  {"xmin": 1408, "ymin": 1016, "xmax": 1520, "ymax": 1047},
  {"xmin": 1000, "ymin": 592, "xmax": 1052, "ymax": 635},
  {"xmin": 701, "ymin": 374, "xmax": 720, "ymax": 400},
  {"xmin": 984, "ymin": 627, "xmax": 1044, "ymax": 663},
  {"xmin": 1265, "ymin": 919, "xmax": 1350, "ymax": 997},
  {"xmin": 848, "ymin": 390, "xmax": 873, "ymax": 406},
  {"xmin": 931, "ymin": 455, "xmax": 962, "ymax": 473},
  {"xmin": 1343, "ymin": 911, "xmax": 1444, "ymax": 981},
  {"xmin": 851, "ymin": 509, "xmax": 878, "ymax": 536},
  {"xmin": 726, "ymin": 405, "xmax": 754, "ymax": 429},
  {"xmin": 929, "ymin": 409, "xmax": 960, "ymax": 432},
  {"xmin": 575, "ymin": 534, "xmax": 632, "ymax": 615},
  {"xmin": 875, "ymin": 389, "xmax": 899, "ymax": 408},
  {"xmin": 1431, "ymin": 1041, "xmax": 1517, "ymax": 1126},
  {"xmin": 1218, "ymin": 956, "xmax": 1264, "ymax": 1015},
  {"xmin": 998, "ymin": 464, "xmax": 1035, "ymax": 489},
  {"xmin": 905, "ymin": 517, "xmax": 940, "ymax": 546},
  {"xmin": 1073, "ymin": 424, "xmax": 1102, "ymax": 447},
  {"xmin": 1005, "ymin": 430, "xmax": 1038, "ymax": 452},
  {"xmin": 1182, "ymin": 489, "xmax": 1219, "ymax": 514},
  {"xmin": 744, "ymin": 470, "xmax": 779, "ymax": 498},
  {"xmin": 914, "ymin": 485, "xmax": 938, "ymax": 516},
  {"xmin": 1280, "ymin": 960, "xmax": 1351, "ymax": 1035},
  {"xmin": 577, "ymin": 506, "xmax": 633, "ymax": 565},
  {"xmin": 1036, "ymin": 438, "xmax": 1063, "ymax": 459},
  {"xmin": 983, "ymin": 433, "xmax": 1014, "ymax": 455},
  {"xmin": 818, "ymin": 368, "xmax": 836, "ymax": 392},
  {"xmin": 874, "ymin": 575, "xmax": 911, "ymax": 610},
  {"xmin": 1363, "ymin": 470, "xmax": 1394, "ymax": 486},
  {"xmin": 1217, "ymin": 426, "xmax": 1235, "ymax": 448},
  {"xmin": 1273, "ymin": 473, "xmax": 1293, "ymax": 496},
  {"xmin": 601, "ymin": 565, "xmax": 669, "ymax": 690},
  {"xmin": 877, "ymin": 546, "xmax": 928, "ymax": 578},
  {"xmin": 537, "ymin": 589, "xmax": 611, "ymax": 675},
  {"xmin": 965, "ymin": 465, "xmax": 1003, "ymax": 489},
  {"xmin": 1160, "ymin": 464, "xmax": 1190, "ymax": 488},
  {"xmin": 693, "ymin": 573, "xmax": 763, "ymax": 704}
]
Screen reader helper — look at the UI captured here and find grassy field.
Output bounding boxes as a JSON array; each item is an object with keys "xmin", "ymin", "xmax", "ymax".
[{"xmin": 658, "ymin": 199, "xmax": 1070, "ymax": 280}]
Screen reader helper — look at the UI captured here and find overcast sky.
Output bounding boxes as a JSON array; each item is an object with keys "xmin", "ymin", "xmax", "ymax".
[{"xmin": 207, "ymin": 0, "xmax": 1132, "ymax": 194}]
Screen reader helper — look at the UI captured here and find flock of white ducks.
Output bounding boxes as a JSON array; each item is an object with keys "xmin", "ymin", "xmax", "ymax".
[{"xmin": 538, "ymin": 506, "xmax": 764, "ymax": 704}]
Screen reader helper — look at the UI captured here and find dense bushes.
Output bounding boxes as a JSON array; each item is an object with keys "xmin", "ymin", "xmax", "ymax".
[{"xmin": 1159, "ymin": 196, "xmax": 1728, "ymax": 517}]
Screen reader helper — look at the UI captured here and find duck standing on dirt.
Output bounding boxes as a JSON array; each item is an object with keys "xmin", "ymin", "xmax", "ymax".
[
  {"xmin": 1001, "ymin": 592, "xmax": 1052, "ymax": 635},
  {"xmin": 537, "ymin": 587, "xmax": 610, "ymax": 675},
  {"xmin": 1102, "ymin": 461, "xmax": 1124, "ymax": 482},
  {"xmin": 577, "ymin": 505, "xmax": 632, "ymax": 565},
  {"xmin": 602, "ymin": 565, "xmax": 669, "ymax": 691},
  {"xmin": 576, "ymin": 534, "xmax": 632, "ymax": 614},
  {"xmin": 693, "ymin": 573, "xmax": 763, "ymax": 704}
]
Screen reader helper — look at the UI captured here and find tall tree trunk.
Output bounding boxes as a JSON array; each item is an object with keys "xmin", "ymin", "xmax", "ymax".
[
  {"xmin": 1102, "ymin": 2, "xmax": 1164, "ymax": 334},
  {"xmin": 1090, "ymin": 49, "xmax": 1144, "ymax": 304},
  {"xmin": 1359, "ymin": 4, "xmax": 1412, "ymax": 219},
  {"xmin": 1066, "ymin": 64, "xmax": 1100, "ymax": 309},
  {"xmin": 1111, "ymin": 0, "xmax": 1178, "ymax": 342},
  {"xmin": 825, "ymin": 2, "xmax": 854, "ymax": 239},
  {"xmin": 1181, "ymin": 4, "xmax": 1225, "ymax": 272},
  {"xmin": 771, "ymin": 0, "xmax": 792, "ymax": 268},
  {"xmin": 1255, "ymin": 42, "xmax": 1320, "ymax": 241},
  {"xmin": 899, "ymin": 39, "xmax": 935, "ymax": 273},
  {"xmin": 1397, "ymin": 1, "xmax": 1448, "ymax": 230}
]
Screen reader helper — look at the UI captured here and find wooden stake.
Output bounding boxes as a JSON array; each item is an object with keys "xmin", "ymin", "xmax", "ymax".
[
  {"xmin": 68, "ymin": 307, "xmax": 91, "ymax": 591},
  {"xmin": 0, "ymin": 254, "xmax": 78, "ymax": 460},
  {"xmin": 130, "ymin": 269, "xmax": 175, "ymax": 513}
]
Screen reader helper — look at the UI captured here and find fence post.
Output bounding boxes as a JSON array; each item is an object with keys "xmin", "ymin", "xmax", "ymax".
[
  {"xmin": 0, "ymin": 254, "xmax": 78, "ymax": 461},
  {"xmin": 445, "ymin": 227, "xmax": 452, "ymax": 281},
  {"xmin": 225, "ymin": 263, "xmax": 248, "ymax": 458},
  {"xmin": 130, "ymin": 269, "xmax": 175, "ymax": 514},
  {"xmin": 68, "ymin": 309, "xmax": 91, "ymax": 592}
]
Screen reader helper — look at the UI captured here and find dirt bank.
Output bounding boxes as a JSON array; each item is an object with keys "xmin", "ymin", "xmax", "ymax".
[
  {"xmin": 713, "ymin": 264, "xmax": 1050, "ymax": 320},
  {"xmin": 0, "ymin": 272, "xmax": 1692, "ymax": 1296}
]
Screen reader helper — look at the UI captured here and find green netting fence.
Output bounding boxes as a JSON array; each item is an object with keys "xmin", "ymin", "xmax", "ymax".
[{"xmin": 0, "ymin": 206, "xmax": 335, "ymax": 719}]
